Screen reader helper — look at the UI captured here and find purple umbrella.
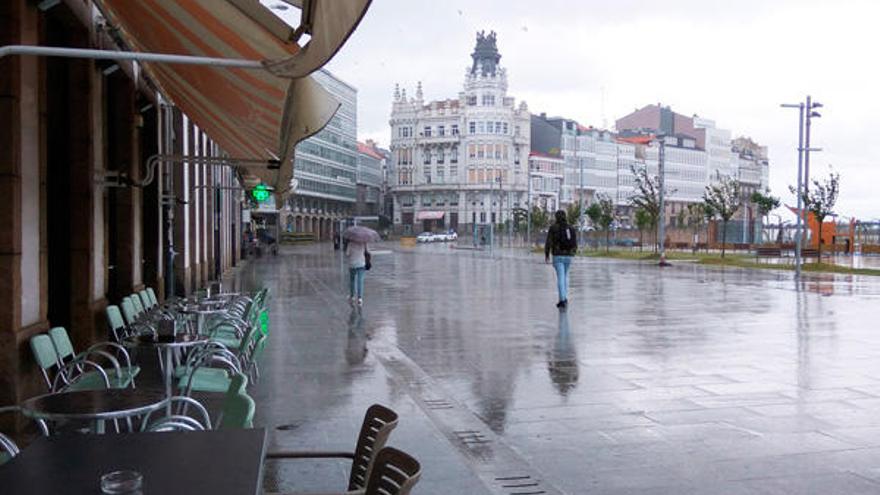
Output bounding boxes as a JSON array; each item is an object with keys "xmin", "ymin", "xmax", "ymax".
[{"xmin": 342, "ymin": 225, "xmax": 381, "ymax": 243}]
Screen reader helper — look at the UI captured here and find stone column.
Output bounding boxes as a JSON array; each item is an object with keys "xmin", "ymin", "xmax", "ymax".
[{"xmin": 172, "ymin": 110, "xmax": 191, "ymax": 296}]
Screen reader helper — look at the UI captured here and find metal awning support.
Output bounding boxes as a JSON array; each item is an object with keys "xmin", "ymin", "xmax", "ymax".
[
  {"xmin": 0, "ymin": 45, "xmax": 264, "ymax": 69},
  {"xmin": 97, "ymin": 154, "xmax": 282, "ymax": 188}
]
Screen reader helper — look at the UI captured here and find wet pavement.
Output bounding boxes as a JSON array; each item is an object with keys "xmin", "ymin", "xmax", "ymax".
[{"xmin": 243, "ymin": 242, "xmax": 880, "ymax": 494}]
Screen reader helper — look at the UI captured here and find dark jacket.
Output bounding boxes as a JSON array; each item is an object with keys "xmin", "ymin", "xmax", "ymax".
[{"xmin": 545, "ymin": 222, "xmax": 577, "ymax": 258}]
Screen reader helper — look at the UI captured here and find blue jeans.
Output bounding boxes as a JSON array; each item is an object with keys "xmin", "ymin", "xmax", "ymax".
[
  {"xmin": 552, "ymin": 256, "xmax": 572, "ymax": 302},
  {"xmin": 349, "ymin": 266, "xmax": 366, "ymax": 298}
]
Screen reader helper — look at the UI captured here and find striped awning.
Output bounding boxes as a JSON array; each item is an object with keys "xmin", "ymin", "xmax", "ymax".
[{"xmin": 95, "ymin": 0, "xmax": 371, "ymax": 204}]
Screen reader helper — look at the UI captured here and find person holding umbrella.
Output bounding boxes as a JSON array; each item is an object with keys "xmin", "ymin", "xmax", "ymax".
[{"xmin": 342, "ymin": 226, "xmax": 380, "ymax": 306}]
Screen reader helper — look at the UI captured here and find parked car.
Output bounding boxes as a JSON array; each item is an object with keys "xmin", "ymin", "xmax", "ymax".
[{"xmin": 417, "ymin": 232, "xmax": 437, "ymax": 243}]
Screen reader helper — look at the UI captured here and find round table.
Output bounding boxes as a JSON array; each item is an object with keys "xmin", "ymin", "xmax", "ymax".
[
  {"xmin": 20, "ymin": 389, "xmax": 168, "ymax": 433},
  {"xmin": 179, "ymin": 306, "xmax": 228, "ymax": 335},
  {"xmin": 123, "ymin": 334, "xmax": 209, "ymax": 408}
]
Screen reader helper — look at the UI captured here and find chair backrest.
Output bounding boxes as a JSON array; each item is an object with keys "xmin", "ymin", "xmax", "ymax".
[
  {"xmin": 363, "ymin": 447, "xmax": 421, "ymax": 495},
  {"xmin": 47, "ymin": 327, "xmax": 75, "ymax": 362},
  {"xmin": 130, "ymin": 294, "xmax": 145, "ymax": 316},
  {"xmin": 139, "ymin": 290, "xmax": 152, "ymax": 309},
  {"xmin": 146, "ymin": 287, "xmax": 159, "ymax": 307},
  {"xmin": 105, "ymin": 305, "xmax": 126, "ymax": 341},
  {"xmin": 348, "ymin": 404, "xmax": 400, "ymax": 491},
  {"xmin": 219, "ymin": 374, "xmax": 254, "ymax": 429},
  {"xmin": 120, "ymin": 297, "xmax": 138, "ymax": 325},
  {"xmin": 29, "ymin": 334, "xmax": 60, "ymax": 389},
  {"xmin": 0, "ymin": 432, "xmax": 20, "ymax": 464}
]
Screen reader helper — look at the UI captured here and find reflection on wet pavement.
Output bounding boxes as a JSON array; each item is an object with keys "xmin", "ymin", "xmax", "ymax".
[{"xmin": 245, "ymin": 243, "xmax": 880, "ymax": 494}]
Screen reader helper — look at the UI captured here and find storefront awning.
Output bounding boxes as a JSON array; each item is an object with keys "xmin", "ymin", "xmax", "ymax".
[
  {"xmin": 416, "ymin": 211, "xmax": 446, "ymax": 221},
  {"xmin": 95, "ymin": 0, "xmax": 371, "ymax": 204}
]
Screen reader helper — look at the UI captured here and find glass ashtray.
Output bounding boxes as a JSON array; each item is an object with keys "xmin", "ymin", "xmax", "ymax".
[{"xmin": 100, "ymin": 470, "xmax": 143, "ymax": 494}]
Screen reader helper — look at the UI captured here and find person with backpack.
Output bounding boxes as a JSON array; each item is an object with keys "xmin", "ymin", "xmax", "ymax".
[{"xmin": 545, "ymin": 210, "xmax": 577, "ymax": 308}]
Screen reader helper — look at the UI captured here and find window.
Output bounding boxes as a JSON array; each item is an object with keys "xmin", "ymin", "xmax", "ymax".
[
  {"xmin": 450, "ymin": 194, "xmax": 459, "ymax": 206},
  {"xmin": 468, "ymin": 144, "xmax": 476, "ymax": 159},
  {"xmin": 436, "ymin": 194, "xmax": 446, "ymax": 205},
  {"xmin": 494, "ymin": 145, "xmax": 501, "ymax": 160},
  {"xmin": 514, "ymin": 146, "xmax": 520, "ymax": 165},
  {"xmin": 491, "ymin": 212, "xmax": 496, "ymax": 224},
  {"xmin": 514, "ymin": 125, "xmax": 520, "ymax": 136},
  {"xmin": 438, "ymin": 125, "xmax": 445, "ymax": 136},
  {"xmin": 451, "ymin": 124, "xmax": 459, "ymax": 135},
  {"xmin": 467, "ymin": 95, "xmax": 477, "ymax": 106},
  {"xmin": 437, "ymin": 169, "xmax": 445, "ymax": 184},
  {"xmin": 469, "ymin": 122, "xmax": 476, "ymax": 134},
  {"xmin": 401, "ymin": 194, "xmax": 413, "ymax": 206},
  {"xmin": 477, "ymin": 122, "xmax": 485, "ymax": 134},
  {"xmin": 423, "ymin": 126, "xmax": 431, "ymax": 137},
  {"xmin": 482, "ymin": 94, "xmax": 495, "ymax": 106},
  {"xmin": 480, "ymin": 212, "xmax": 486, "ymax": 223},
  {"xmin": 495, "ymin": 122, "xmax": 502, "ymax": 133},
  {"xmin": 438, "ymin": 149, "xmax": 445, "ymax": 163},
  {"xmin": 422, "ymin": 194, "xmax": 431, "ymax": 206},
  {"xmin": 424, "ymin": 171, "xmax": 431, "ymax": 184},
  {"xmin": 477, "ymin": 145, "xmax": 485, "ymax": 159},
  {"xmin": 503, "ymin": 122, "xmax": 508, "ymax": 134},
  {"xmin": 451, "ymin": 146, "xmax": 459, "ymax": 164},
  {"xmin": 502, "ymin": 145, "xmax": 508, "ymax": 160},
  {"xmin": 423, "ymin": 150, "xmax": 431, "ymax": 164}
]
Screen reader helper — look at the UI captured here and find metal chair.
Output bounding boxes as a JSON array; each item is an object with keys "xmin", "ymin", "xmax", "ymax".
[
  {"xmin": 29, "ymin": 334, "xmax": 110, "ymax": 392},
  {"xmin": 265, "ymin": 404, "xmax": 399, "ymax": 493},
  {"xmin": 141, "ymin": 396, "xmax": 213, "ymax": 432},
  {"xmin": 47, "ymin": 327, "xmax": 138, "ymax": 389},
  {"xmin": 0, "ymin": 432, "xmax": 19, "ymax": 465},
  {"xmin": 363, "ymin": 447, "xmax": 421, "ymax": 495}
]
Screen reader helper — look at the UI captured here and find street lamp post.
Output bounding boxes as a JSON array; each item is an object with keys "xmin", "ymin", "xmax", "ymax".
[
  {"xmin": 527, "ymin": 168, "xmax": 532, "ymax": 249},
  {"xmin": 803, "ymin": 96, "xmax": 823, "ymax": 246},
  {"xmin": 656, "ymin": 134, "xmax": 670, "ymax": 266},
  {"xmin": 781, "ymin": 102, "xmax": 805, "ymax": 278}
]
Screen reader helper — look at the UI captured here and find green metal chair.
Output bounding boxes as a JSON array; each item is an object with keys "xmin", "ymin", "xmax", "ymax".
[
  {"xmin": 130, "ymin": 293, "xmax": 146, "ymax": 317},
  {"xmin": 218, "ymin": 373, "xmax": 255, "ymax": 429},
  {"xmin": 138, "ymin": 289, "xmax": 153, "ymax": 310},
  {"xmin": 0, "ymin": 432, "xmax": 19, "ymax": 466},
  {"xmin": 47, "ymin": 327, "xmax": 138, "ymax": 389},
  {"xmin": 105, "ymin": 305, "xmax": 127, "ymax": 342},
  {"xmin": 30, "ymin": 334, "xmax": 110, "ymax": 392},
  {"xmin": 146, "ymin": 287, "xmax": 159, "ymax": 307},
  {"xmin": 120, "ymin": 297, "xmax": 139, "ymax": 326}
]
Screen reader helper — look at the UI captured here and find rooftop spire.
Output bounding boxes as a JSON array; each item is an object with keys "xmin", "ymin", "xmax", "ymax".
[{"xmin": 470, "ymin": 30, "xmax": 501, "ymax": 76}]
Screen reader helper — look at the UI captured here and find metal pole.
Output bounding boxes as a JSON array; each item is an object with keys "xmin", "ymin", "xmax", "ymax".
[
  {"xmin": 795, "ymin": 103, "xmax": 805, "ymax": 278},
  {"xmin": 527, "ymin": 169, "xmax": 532, "ymax": 249},
  {"xmin": 0, "ymin": 45, "xmax": 264, "ymax": 69},
  {"xmin": 803, "ymin": 95, "xmax": 812, "ymax": 247},
  {"xmin": 657, "ymin": 136, "xmax": 669, "ymax": 266}
]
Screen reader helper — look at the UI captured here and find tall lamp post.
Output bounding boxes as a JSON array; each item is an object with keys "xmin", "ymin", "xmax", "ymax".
[
  {"xmin": 782, "ymin": 97, "xmax": 822, "ymax": 278},
  {"xmin": 656, "ymin": 134, "xmax": 670, "ymax": 266},
  {"xmin": 781, "ymin": 101, "xmax": 805, "ymax": 278}
]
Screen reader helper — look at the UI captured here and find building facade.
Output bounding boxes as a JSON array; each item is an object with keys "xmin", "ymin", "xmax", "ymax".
[
  {"xmin": 389, "ymin": 31, "xmax": 530, "ymax": 234},
  {"xmin": 355, "ymin": 140, "xmax": 384, "ymax": 217},
  {"xmin": 288, "ymin": 69, "xmax": 358, "ymax": 239},
  {"xmin": 528, "ymin": 104, "xmax": 770, "ymax": 232}
]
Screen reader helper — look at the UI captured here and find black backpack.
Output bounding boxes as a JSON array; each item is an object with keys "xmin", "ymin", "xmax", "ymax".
[{"xmin": 556, "ymin": 225, "xmax": 576, "ymax": 251}]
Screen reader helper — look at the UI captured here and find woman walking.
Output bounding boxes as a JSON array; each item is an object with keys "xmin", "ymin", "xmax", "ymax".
[
  {"xmin": 345, "ymin": 239, "xmax": 368, "ymax": 306},
  {"xmin": 545, "ymin": 210, "xmax": 577, "ymax": 308}
]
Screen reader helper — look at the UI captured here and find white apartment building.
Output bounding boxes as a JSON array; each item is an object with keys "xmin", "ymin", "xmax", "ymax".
[{"xmin": 389, "ymin": 31, "xmax": 530, "ymax": 234}]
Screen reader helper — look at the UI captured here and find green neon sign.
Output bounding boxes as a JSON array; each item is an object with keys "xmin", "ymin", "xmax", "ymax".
[{"xmin": 252, "ymin": 183, "xmax": 270, "ymax": 203}]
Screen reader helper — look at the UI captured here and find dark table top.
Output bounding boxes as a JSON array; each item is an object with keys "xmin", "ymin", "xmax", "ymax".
[
  {"xmin": 20, "ymin": 389, "xmax": 168, "ymax": 421},
  {"xmin": 0, "ymin": 428, "xmax": 267, "ymax": 494}
]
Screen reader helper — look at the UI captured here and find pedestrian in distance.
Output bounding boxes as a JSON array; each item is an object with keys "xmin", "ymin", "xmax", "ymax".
[
  {"xmin": 545, "ymin": 210, "xmax": 577, "ymax": 309},
  {"xmin": 345, "ymin": 238, "xmax": 370, "ymax": 306}
]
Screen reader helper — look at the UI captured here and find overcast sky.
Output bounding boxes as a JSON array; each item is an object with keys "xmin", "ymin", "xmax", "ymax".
[{"xmin": 275, "ymin": 0, "xmax": 879, "ymax": 220}]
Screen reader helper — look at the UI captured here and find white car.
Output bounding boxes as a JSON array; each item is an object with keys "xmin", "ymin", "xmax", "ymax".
[{"xmin": 417, "ymin": 232, "xmax": 436, "ymax": 243}]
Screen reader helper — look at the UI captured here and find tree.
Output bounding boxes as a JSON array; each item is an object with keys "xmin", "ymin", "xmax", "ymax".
[
  {"xmin": 791, "ymin": 169, "xmax": 840, "ymax": 261},
  {"xmin": 629, "ymin": 165, "xmax": 661, "ymax": 253},
  {"xmin": 634, "ymin": 207, "xmax": 652, "ymax": 252},
  {"xmin": 590, "ymin": 194, "xmax": 617, "ymax": 253},
  {"xmin": 703, "ymin": 176, "xmax": 742, "ymax": 258},
  {"xmin": 750, "ymin": 189, "xmax": 780, "ymax": 244},
  {"xmin": 512, "ymin": 207, "xmax": 529, "ymax": 233},
  {"xmin": 529, "ymin": 205, "xmax": 550, "ymax": 232},
  {"xmin": 685, "ymin": 202, "xmax": 709, "ymax": 251},
  {"xmin": 566, "ymin": 202, "xmax": 583, "ymax": 229}
]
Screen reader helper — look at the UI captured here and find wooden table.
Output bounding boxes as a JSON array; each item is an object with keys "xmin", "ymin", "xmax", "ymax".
[{"xmin": 0, "ymin": 428, "xmax": 267, "ymax": 494}]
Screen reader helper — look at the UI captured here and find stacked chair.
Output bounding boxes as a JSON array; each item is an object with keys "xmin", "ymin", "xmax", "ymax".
[
  {"xmin": 29, "ymin": 328, "xmax": 138, "ymax": 393},
  {"xmin": 264, "ymin": 404, "xmax": 422, "ymax": 495}
]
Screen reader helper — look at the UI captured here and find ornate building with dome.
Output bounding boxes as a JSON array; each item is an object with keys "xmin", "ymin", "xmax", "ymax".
[{"xmin": 389, "ymin": 31, "xmax": 530, "ymax": 235}]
